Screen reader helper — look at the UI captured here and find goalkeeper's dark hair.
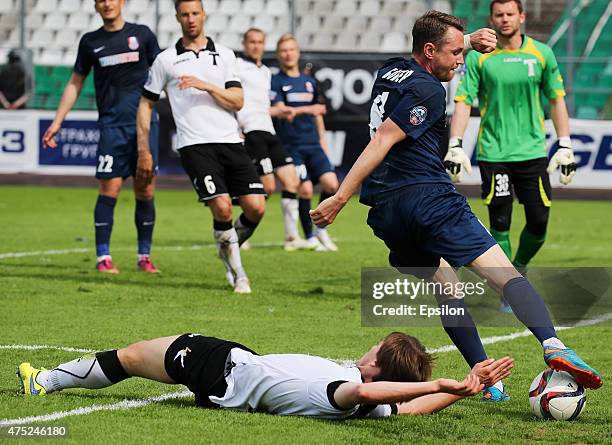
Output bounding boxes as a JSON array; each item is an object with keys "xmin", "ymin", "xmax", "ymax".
[
  {"xmin": 376, "ymin": 332, "xmax": 434, "ymax": 383},
  {"xmin": 412, "ymin": 11, "xmax": 465, "ymax": 55},
  {"xmin": 490, "ymin": 0, "xmax": 524, "ymax": 15}
]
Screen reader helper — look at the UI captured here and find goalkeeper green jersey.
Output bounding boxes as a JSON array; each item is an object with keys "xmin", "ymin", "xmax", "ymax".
[{"xmin": 455, "ymin": 35, "xmax": 566, "ymax": 162}]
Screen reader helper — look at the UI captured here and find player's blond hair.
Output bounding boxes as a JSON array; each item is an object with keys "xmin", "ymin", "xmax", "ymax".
[{"xmin": 276, "ymin": 33, "xmax": 299, "ymax": 52}]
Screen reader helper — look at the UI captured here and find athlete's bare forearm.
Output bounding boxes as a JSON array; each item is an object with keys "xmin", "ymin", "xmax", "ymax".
[
  {"xmin": 549, "ymin": 96, "xmax": 570, "ymax": 138},
  {"xmin": 136, "ymin": 97, "xmax": 155, "ymax": 155},
  {"xmin": 207, "ymin": 86, "xmax": 244, "ymax": 112},
  {"xmin": 52, "ymin": 73, "xmax": 85, "ymax": 126},
  {"xmin": 450, "ymin": 101, "xmax": 471, "ymax": 139},
  {"xmin": 397, "ymin": 393, "xmax": 462, "ymax": 415}
]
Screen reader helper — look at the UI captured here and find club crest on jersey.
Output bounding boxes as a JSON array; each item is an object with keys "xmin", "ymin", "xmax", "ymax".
[
  {"xmin": 409, "ymin": 106, "xmax": 427, "ymax": 125},
  {"xmin": 127, "ymin": 36, "xmax": 139, "ymax": 50},
  {"xmin": 305, "ymin": 81, "xmax": 314, "ymax": 93}
]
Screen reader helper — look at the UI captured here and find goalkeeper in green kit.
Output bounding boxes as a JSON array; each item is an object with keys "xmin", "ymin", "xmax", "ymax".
[{"xmin": 448, "ymin": 0, "xmax": 576, "ymax": 312}]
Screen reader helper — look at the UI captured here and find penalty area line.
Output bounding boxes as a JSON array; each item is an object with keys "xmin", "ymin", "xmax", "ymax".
[{"xmin": 1, "ymin": 311, "xmax": 610, "ymax": 426}]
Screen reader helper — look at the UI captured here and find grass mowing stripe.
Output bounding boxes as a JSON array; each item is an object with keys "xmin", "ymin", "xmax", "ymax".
[
  {"xmin": 2, "ymin": 311, "xmax": 609, "ymax": 427},
  {"xmin": 0, "ymin": 390, "xmax": 193, "ymax": 427}
]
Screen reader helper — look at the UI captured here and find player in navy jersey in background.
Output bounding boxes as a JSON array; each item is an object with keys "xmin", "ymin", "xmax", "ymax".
[
  {"xmin": 312, "ymin": 11, "xmax": 602, "ymax": 399},
  {"xmin": 42, "ymin": 0, "xmax": 160, "ymax": 274},
  {"xmin": 271, "ymin": 34, "xmax": 339, "ymax": 251}
]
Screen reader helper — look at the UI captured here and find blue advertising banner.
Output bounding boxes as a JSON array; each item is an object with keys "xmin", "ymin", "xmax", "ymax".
[{"xmin": 38, "ymin": 119, "xmax": 99, "ymax": 167}]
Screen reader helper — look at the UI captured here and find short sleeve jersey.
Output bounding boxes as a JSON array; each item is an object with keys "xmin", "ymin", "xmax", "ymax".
[
  {"xmin": 360, "ymin": 58, "xmax": 450, "ymax": 206},
  {"xmin": 270, "ymin": 71, "xmax": 321, "ymax": 147},
  {"xmin": 142, "ymin": 38, "xmax": 243, "ymax": 148},
  {"xmin": 209, "ymin": 348, "xmax": 397, "ymax": 419},
  {"xmin": 236, "ymin": 57, "xmax": 276, "ymax": 135},
  {"xmin": 74, "ymin": 22, "xmax": 160, "ymax": 128},
  {"xmin": 454, "ymin": 35, "xmax": 566, "ymax": 162}
]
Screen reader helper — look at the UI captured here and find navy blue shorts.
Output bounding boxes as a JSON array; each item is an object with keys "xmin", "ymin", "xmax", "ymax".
[
  {"xmin": 287, "ymin": 144, "xmax": 334, "ymax": 184},
  {"xmin": 366, "ymin": 183, "xmax": 496, "ymax": 278},
  {"xmin": 96, "ymin": 124, "xmax": 159, "ymax": 179}
]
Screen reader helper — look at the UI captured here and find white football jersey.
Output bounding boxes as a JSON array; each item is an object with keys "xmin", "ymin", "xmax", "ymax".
[
  {"xmin": 143, "ymin": 37, "xmax": 243, "ymax": 148},
  {"xmin": 236, "ymin": 57, "xmax": 276, "ymax": 135},
  {"xmin": 209, "ymin": 348, "xmax": 396, "ymax": 419}
]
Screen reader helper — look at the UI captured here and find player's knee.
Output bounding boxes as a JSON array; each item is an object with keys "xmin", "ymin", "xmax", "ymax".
[
  {"xmin": 526, "ymin": 215, "xmax": 549, "ymax": 237},
  {"xmin": 117, "ymin": 343, "xmax": 145, "ymax": 375},
  {"xmin": 263, "ymin": 181, "xmax": 276, "ymax": 196},
  {"xmin": 211, "ymin": 199, "xmax": 233, "ymax": 221},
  {"xmin": 245, "ymin": 199, "xmax": 266, "ymax": 222},
  {"xmin": 299, "ymin": 182, "xmax": 313, "ymax": 199},
  {"xmin": 489, "ymin": 207, "xmax": 511, "ymax": 231}
]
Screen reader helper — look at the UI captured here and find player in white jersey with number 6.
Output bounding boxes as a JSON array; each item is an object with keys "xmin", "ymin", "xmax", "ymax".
[{"xmin": 137, "ymin": 0, "xmax": 266, "ymax": 293}]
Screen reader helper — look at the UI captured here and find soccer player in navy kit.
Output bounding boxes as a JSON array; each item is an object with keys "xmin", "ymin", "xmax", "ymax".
[
  {"xmin": 42, "ymin": 0, "xmax": 160, "ymax": 274},
  {"xmin": 271, "ymin": 34, "xmax": 339, "ymax": 251},
  {"xmin": 312, "ymin": 11, "xmax": 602, "ymax": 397}
]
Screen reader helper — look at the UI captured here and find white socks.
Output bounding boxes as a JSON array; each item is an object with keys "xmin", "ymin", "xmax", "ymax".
[
  {"xmin": 281, "ymin": 197, "xmax": 299, "ymax": 241},
  {"xmin": 542, "ymin": 337, "xmax": 567, "ymax": 349},
  {"xmin": 36, "ymin": 355, "xmax": 113, "ymax": 393},
  {"xmin": 214, "ymin": 227, "xmax": 246, "ymax": 280}
]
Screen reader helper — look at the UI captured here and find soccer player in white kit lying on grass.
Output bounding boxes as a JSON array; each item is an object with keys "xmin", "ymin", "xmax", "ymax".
[{"xmin": 17, "ymin": 332, "xmax": 513, "ymax": 418}]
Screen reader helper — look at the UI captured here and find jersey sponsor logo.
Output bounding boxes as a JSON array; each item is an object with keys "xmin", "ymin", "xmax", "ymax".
[
  {"xmin": 93, "ymin": 46, "xmax": 105, "ymax": 53},
  {"xmin": 127, "ymin": 36, "xmax": 139, "ymax": 50},
  {"xmin": 99, "ymin": 51, "xmax": 140, "ymax": 67},
  {"xmin": 305, "ymin": 81, "xmax": 314, "ymax": 93},
  {"xmin": 286, "ymin": 92, "xmax": 314, "ymax": 102},
  {"xmin": 282, "ymin": 85, "xmax": 293, "ymax": 92},
  {"xmin": 173, "ymin": 57, "xmax": 190, "ymax": 66},
  {"xmin": 409, "ymin": 106, "xmax": 427, "ymax": 126},
  {"xmin": 381, "ymin": 68, "xmax": 414, "ymax": 83}
]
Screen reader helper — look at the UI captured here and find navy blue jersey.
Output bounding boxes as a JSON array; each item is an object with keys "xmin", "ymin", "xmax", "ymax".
[
  {"xmin": 74, "ymin": 22, "xmax": 160, "ymax": 128},
  {"xmin": 271, "ymin": 71, "xmax": 320, "ymax": 146},
  {"xmin": 360, "ymin": 58, "xmax": 451, "ymax": 206}
]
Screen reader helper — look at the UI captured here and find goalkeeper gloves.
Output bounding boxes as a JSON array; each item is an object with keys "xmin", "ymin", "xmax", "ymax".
[
  {"xmin": 547, "ymin": 136, "xmax": 576, "ymax": 185},
  {"xmin": 444, "ymin": 137, "xmax": 472, "ymax": 183}
]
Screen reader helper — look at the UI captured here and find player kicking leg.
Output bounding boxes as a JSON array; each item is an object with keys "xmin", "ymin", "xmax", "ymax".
[
  {"xmin": 17, "ymin": 332, "xmax": 513, "ymax": 419},
  {"xmin": 311, "ymin": 11, "xmax": 601, "ymax": 393}
]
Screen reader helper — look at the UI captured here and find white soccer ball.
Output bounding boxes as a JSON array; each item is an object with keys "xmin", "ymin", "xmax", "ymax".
[{"xmin": 529, "ymin": 369, "xmax": 587, "ymax": 421}]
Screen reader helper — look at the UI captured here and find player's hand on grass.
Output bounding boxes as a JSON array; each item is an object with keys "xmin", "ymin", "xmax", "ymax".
[
  {"xmin": 42, "ymin": 122, "xmax": 61, "ymax": 149},
  {"xmin": 470, "ymin": 28, "xmax": 497, "ymax": 53},
  {"xmin": 136, "ymin": 151, "xmax": 154, "ymax": 183},
  {"xmin": 438, "ymin": 374, "xmax": 484, "ymax": 397},
  {"xmin": 310, "ymin": 195, "xmax": 346, "ymax": 228},
  {"xmin": 178, "ymin": 75, "xmax": 212, "ymax": 92},
  {"xmin": 470, "ymin": 356, "xmax": 514, "ymax": 387},
  {"xmin": 547, "ymin": 139, "xmax": 576, "ymax": 185},
  {"xmin": 444, "ymin": 137, "xmax": 472, "ymax": 182}
]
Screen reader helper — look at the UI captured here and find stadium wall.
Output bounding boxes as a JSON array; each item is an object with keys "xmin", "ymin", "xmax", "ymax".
[{"xmin": 1, "ymin": 108, "xmax": 610, "ymax": 190}]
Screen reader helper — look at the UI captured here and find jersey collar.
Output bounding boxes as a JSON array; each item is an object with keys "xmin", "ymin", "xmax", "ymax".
[{"xmin": 175, "ymin": 36, "xmax": 217, "ymax": 56}]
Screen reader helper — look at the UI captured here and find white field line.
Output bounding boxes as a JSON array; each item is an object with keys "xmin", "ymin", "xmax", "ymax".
[
  {"xmin": 1, "ymin": 311, "xmax": 610, "ymax": 426},
  {"xmin": 0, "ymin": 390, "xmax": 193, "ymax": 427},
  {"xmin": 0, "ymin": 242, "xmax": 287, "ymax": 261}
]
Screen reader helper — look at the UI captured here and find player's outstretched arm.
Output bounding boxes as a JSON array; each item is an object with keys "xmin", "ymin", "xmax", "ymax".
[
  {"xmin": 270, "ymin": 102, "xmax": 296, "ymax": 121},
  {"xmin": 310, "ymin": 118, "xmax": 406, "ymax": 227},
  {"xmin": 42, "ymin": 72, "xmax": 85, "ymax": 148},
  {"xmin": 333, "ymin": 375, "xmax": 483, "ymax": 414},
  {"xmin": 136, "ymin": 96, "xmax": 156, "ymax": 183}
]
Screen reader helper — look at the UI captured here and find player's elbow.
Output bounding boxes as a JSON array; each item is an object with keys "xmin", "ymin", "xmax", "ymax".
[{"xmin": 354, "ymin": 384, "xmax": 378, "ymax": 405}]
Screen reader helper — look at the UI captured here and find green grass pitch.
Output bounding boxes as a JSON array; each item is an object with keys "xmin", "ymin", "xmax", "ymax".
[{"xmin": 0, "ymin": 185, "xmax": 610, "ymax": 444}]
